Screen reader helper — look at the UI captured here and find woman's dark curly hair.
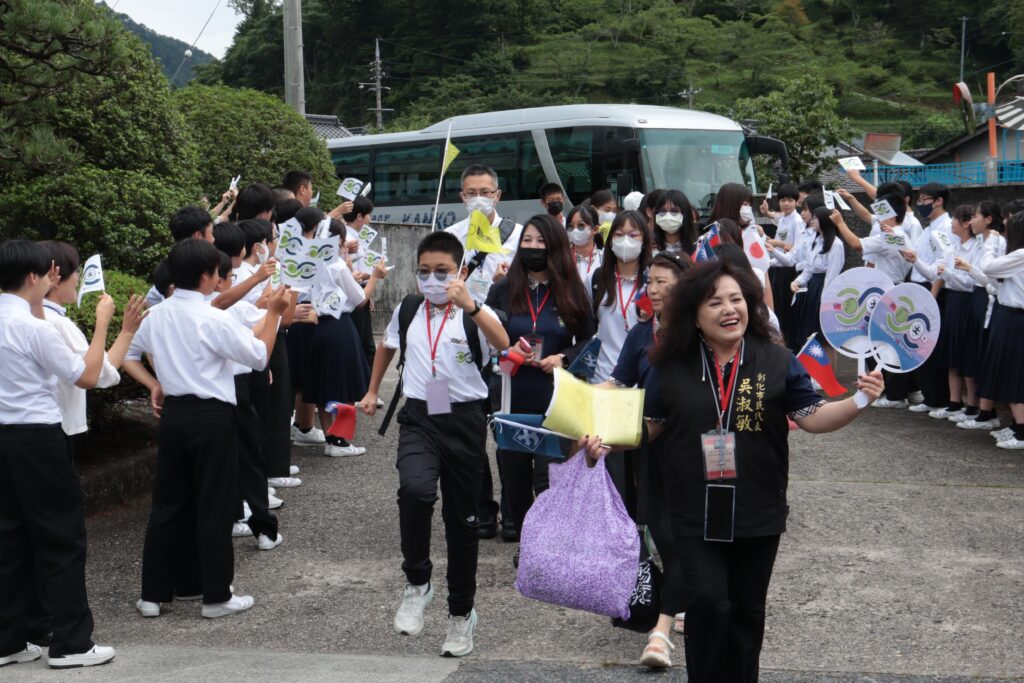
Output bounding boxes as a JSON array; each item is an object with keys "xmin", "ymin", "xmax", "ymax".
[{"xmin": 652, "ymin": 258, "xmax": 775, "ymax": 366}]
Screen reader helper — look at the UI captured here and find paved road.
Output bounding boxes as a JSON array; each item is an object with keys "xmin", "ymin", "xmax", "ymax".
[{"xmin": 6, "ymin": 360, "xmax": 1024, "ymax": 681}]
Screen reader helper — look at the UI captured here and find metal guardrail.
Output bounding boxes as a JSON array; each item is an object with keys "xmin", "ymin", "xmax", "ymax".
[{"xmin": 876, "ymin": 161, "xmax": 1024, "ymax": 187}]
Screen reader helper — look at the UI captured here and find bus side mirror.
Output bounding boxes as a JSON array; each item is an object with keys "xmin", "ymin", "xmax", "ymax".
[{"xmin": 745, "ymin": 135, "xmax": 790, "ymax": 184}]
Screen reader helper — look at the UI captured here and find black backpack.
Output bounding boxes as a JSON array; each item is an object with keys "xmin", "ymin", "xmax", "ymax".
[{"xmin": 377, "ymin": 293, "xmax": 485, "ymax": 436}]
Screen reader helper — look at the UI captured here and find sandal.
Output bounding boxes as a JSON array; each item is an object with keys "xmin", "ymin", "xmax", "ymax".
[
  {"xmin": 672, "ymin": 612, "xmax": 685, "ymax": 634},
  {"xmin": 640, "ymin": 630, "xmax": 674, "ymax": 668}
]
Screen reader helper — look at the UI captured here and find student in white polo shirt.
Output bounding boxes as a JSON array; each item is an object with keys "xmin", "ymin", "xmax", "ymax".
[
  {"xmin": 123, "ymin": 239, "xmax": 289, "ymax": 620},
  {"xmin": 359, "ymin": 231, "xmax": 509, "ymax": 658},
  {"xmin": 0, "ymin": 240, "xmax": 118, "ymax": 669}
]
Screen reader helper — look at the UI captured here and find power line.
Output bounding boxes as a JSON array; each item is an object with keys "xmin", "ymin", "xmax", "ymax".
[{"xmin": 169, "ymin": 0, "xmax": 224, "ymax": 87}]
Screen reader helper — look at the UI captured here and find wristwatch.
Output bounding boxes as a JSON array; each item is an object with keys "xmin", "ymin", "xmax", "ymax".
[{"xmin": 468, "ymin": 302, "xmax": 482, "ymax": 317}]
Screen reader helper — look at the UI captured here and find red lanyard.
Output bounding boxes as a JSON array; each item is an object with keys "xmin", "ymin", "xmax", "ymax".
[
  {"xmin": 525, "ymin": 286, "xmax": 552, "ymax": 334},
  {"xmin": 576, "ymin": 248, "xmax": 595, "ymax": 274},
  {"xmin": 425, "ymin": 301, "xmax": 453, "ymax": 377},
  {"xmin": 616, "ymin": 272, "xmax": 640, "ymax": 332},
  {"xmin": 713, "ymin": 353, "xmax": 739, "ymax": 426}
]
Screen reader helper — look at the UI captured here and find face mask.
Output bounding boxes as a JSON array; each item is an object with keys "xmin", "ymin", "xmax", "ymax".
[
  {"xmin": 546, "ymin": 200, "xmax": 564, "ymax": 216},
  {"xmin": 518, "ymin": 247, "xmax": 548, "ymax": 273},
  {"xmin": 739, "ymin": 205, "xmax": 755, "ymax": 225},
  {"xmin": 598, "ymin": 210, "xmax": 616, "ymax": 224},
  {"xmin": 656, "ymin": 212, "xmax": 684, "ymax": 234},
  {"xmin": 915, "ymin": 202, "xmax": 934, "ymax": 221},
  {"xmin": 465, "ymin": 196, "xmax": 495, "ymax": 216},
  {"xmin": 567, "ymin": 227, "xmax": 592, "ymax": 246},
  {"xmin": 612, "ymin": 235, "xmax": 643, "ymax": 263},
  {"xmin": 417, "ymin": 274, "xmax": 453, "ymax": 306}
]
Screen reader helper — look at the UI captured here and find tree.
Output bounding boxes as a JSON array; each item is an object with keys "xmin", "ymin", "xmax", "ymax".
[
  {"xmin": 173, "ymin": 84, "xmax": 338, "ymax": 201},
  {"xmin": 734, "ymin": 75, "xmax": 854, "ymax": 182}
]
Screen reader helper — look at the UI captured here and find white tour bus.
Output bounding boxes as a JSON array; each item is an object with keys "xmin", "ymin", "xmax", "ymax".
[{"xmin": 325, "ymin": 104, "xmax": 788, "ymax": 229}]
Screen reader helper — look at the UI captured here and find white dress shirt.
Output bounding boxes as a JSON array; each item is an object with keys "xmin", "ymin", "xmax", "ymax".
[
  {"xmin": 0, "ymin": 294, "xmax": 86, "ymax": 425},
  {"xmin": 860, "ymin": 220, "xmax": 914, "ymax": 286},
  {"xmin": 592, "ymin": 273, "xmax": 641, "ymax": 384},
  {"xmin": 939, "ymin": 235, "xmax": 984, "ymax": 293},
  {"xmin": 910, "ymin": 213, "xmax": 954, "ymax": 283},
  {"xmin": 795, "ymin": 234, "xmax": 845, "ymax": 288},
  {"xmin": 446, "ymin": 212, "xmax": 523, "ymax": 303},
  {"xmin": 382, "ymin": 301, "xmax": 496, "ymax": 402},
  {"xmin": 145, "ymin": 285, "xmax": 166, "ymax": 308},
  {"xmin": 126, "ymin": 289, "xmax": 269, "ymax": 405},
  {"xmin": 232, "ymin": 261, "xmax": 263, "ymax": 305},
  {"xmin": 43, "ymin": 299, "xmax": 120, "ymax": 435},
  {"xmin": 311, "ymin": 259, "xmax": 366, "ymax": 319},
  {"xmin": 983, "ymin": 248, "xmax": 1024, "ymax": 309},
  {"xmin": 574, "ymin": 247, "xmax": 603, "ymax": 290}
]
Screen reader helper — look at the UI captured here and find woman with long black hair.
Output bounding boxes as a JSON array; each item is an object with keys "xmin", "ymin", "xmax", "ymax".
[
  {"xmin": 581, "ymin": 259, "xmax": 884, "ymax": 681},
  {"xmin": 788, "ymin": 205, "xmax": 845, "ymax": 360},
  {"xmin": 652, "ymin": 189, "xmax": 698, "ymax": 256}
]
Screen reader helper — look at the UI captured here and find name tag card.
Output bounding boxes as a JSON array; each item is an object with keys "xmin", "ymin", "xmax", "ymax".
[
  {"xmin": 425, "ymin": 378, "xmax": 452, "ymax": 415},
  {"xmin": 702, "ymin": 430, "xmax": 737, "ymax": 480}
]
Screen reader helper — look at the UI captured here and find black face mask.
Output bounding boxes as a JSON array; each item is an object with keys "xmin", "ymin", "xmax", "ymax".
[
  {"xmin": 519, "ymin": 247, "xmax": 548, "ymax": 273},
  {"xmin": 546, "ymin": 200, "xmax": 564, "ymax": 216}
]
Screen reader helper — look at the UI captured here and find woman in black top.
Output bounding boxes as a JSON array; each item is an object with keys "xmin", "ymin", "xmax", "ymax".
[
  {"xmin": 581, "ymin": 259, "xmax": 884, "ymax": 682},
  {"xmin": 486, "ymin": 214, "xmax": 596, "ymax": 549}
]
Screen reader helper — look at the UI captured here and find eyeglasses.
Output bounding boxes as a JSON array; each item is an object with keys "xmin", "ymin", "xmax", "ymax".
[
  {"xmin": 463, "ymin": 189, "xmax": 498, "ymax": 198},
  {"xmin": 416, "ymin": 269, "xmax": 453, "ymax": 281}
]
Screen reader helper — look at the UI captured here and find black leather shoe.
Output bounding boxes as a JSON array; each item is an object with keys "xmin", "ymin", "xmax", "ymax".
[
  {"xmin": 477, "ymin": 516, "xmax": 497, "ymax": 539},
  {"xmin": 500, "ymin": 520, "xmax": 519, "ymax": 542}
]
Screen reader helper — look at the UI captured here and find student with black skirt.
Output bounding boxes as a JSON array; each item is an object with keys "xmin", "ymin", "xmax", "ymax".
[
  {"xmin": 485, "ymin": 214, "xmax": 596, "ymax": 563},
  {"xmin": 788, "ymin": 206, "xmax": 845, "ymax": 362},
  {"xmin": 580, "ymin": 258, "xmax": 885, "ymax": 681}
]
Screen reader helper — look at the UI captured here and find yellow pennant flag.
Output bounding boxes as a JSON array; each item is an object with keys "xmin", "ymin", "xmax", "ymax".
[
  {"xmin": 442, "ymin": 140, "xmax": 461, "ymax": 175},
  {"xmin": 465, "ymin": 210, "xmax": 508, "ymax": 254}
]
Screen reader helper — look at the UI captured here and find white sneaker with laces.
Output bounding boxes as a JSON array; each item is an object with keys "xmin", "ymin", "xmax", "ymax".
[
  {"xmin": 908, "ymin": 391, "xmax": 925, "ymax": 404},
  {"xmin": 908, "ymin": 403, "xmax": 939, "ymax": 413},
  {"xmin": 394, "ymin": 583, "xmax": 433, "ymax": 636},
  {"xmin": 929, "ymin": 407, "xmax": 963, "ymax": 419},
  {"xmin": 441, "ymin": 608, "xmax": 478, "ymax": 658},
  {"xmin": 948, "ymin": 411, "xmax": 973, "ymax": 423},
  {"xmin": 990, "ymin": 426, "xmax": 1014, "ymax": 440},
  {"xmin": 872, "ymin": 398, "xmax": 907, "ymax": 409},
  {"xmin": 136, "ymin": 599, "xmax": 160, "ymax": 617},
  {"xmin": 232, "ymin": 522, "xmax": 251, "ymax": 538},
  {"xmin": 257, "ymin": 533, "xmax": 283, "ymax": 551},
  {"xmin": 267, "ymin": 486, "xmax": 276, "ymax": 496},
  {"xmin": 292, "ymin": 426, "xmax": 326, "ymax": 446},
  {"xmin": 289, "ymin": 465, "xmax": 300, "ymax": 476},
  {"xmin": 996, "ymin": 437, "xmax": 1024, "ymax": 450},
  {"xmin": 202, "ymin": 594, "xmax": 255, "ymax": 618},
  {"xmin": 267, "ymin": 493, "xmax": 284, "ymax": 510},
  {"xmin": 325, "ymin": 443, "xmax": 366, "ymax": 457},
  {"xmin": 267, "ymin": 476, "xmax": 302, "ymax": 488},
  {"xmin": 958, "ymin": 417, "xmax": 1001, "ymax": 431},
  {"xmin": 48, "ymin": 645, "xmax": 115, "ymax": 669},
  {"xmin": 0, "ymin": 643, "xmax": 42, "ymax": 667}
]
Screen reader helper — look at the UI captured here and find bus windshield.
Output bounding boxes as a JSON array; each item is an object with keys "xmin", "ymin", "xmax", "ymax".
[{"xmin": 640, "ymin": 129, "xmax": 755, "ymax": 214}]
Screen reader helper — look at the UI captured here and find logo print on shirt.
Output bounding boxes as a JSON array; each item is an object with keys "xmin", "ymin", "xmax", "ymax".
[{"xmin": 454, "ymin": 351, "xmax": 475, "ymax": 365}]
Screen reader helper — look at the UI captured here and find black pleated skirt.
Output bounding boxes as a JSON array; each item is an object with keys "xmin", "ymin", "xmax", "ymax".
[
  {"xmin": 786, "ymin": 272, "xmax": 825, "ymax": 353},
  {"xmin": 977, "ymin": 305, "xmax": 1024, "ymax": 404},
  {"xmin": 946, "ymin": 290, "xmax": 981, "ymax": 378},
  {"xmin": 302, "ymin": 312, "xmax": 370, "ymax": 406},
  {"xmin": 286, "ymin": 322, "xmax": 315, "ymax": 392},
  {"xmin": 769, "ymin": 265, "xmax": 796, "ymax": 338}
]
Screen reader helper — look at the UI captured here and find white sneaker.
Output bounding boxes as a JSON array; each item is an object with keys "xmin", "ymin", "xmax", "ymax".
[
  {"xmin": 441, "ymin": 608, "xmax": 478, "ymax": 658},
  {"xmin": 289, "ymin": 465, "xmax": 300, "ymax": 476},
  {"xmin": 267, "ymin": 493, "xmax": 283, "ymax": 510},
  {"xmin": 990, "ymin": 426, "xmax": 1014, "ymax": 440},
  {"xmin": 908, "ymin": 391, "xmax": 925, "ymax": 404},
  {"xmin": 292, "ymin": 426, "xmax": 326, "ymax": 446},
  {"xmin": 909, "ymin": 403, "xmax": 940, "ymax": 413},
  {"xmin": 872, "ymin": 398, "xmax": 907, "ymax": 409},
  {"xmin": 48, "ymin": 645, "xmax": 115, "ymax": 669},
  {"xmin": 325, "ymin": 443, "xmax": 366, "ymax": 457},
  {"xmin": 376, "ymin": 397, "xmax": 385, "ymax": 409},
  {"xmin": 257, "ymin": 533, "xmax": 283, "ymax": 551},
  {"xmin": 267, "ymin": 486, "xmax": 276, "ymax": 496},
  {"xmin": 232, "ymin": 522, "xmax": 251, "ymax": 538},
  {"xmin": 0, "ymin": 643, "xmax": 42, "ymax": 666},
  {"xmin": 136, "ymin": 599, "xmax": 160, "ymax": 617},
  {"xmin": 948, "ymin": 411, "xmax": 973, "ymax": 423},
  {"xmin": 202, "ymin": 594, "xmax": 255, "ymax": 618},
  {"xmin": 929, "ymin": 407, "xmax": 962, "ymax": 419},
  {"xmin": 959, "ymin": 418, "xmax": 1001, "ymax": 431},
  {"xmin": 239, "ymin": 501, "xmax": 252, "ymax": 523},
  {"xmin": 268, "ymin": 477, "xmax": 302, "ymax": 488},
  {"xmin": 394, "ymin": 583, "xmax": 433, "ymax": 636},
  {"xmin": 996, "ymin": 436, "xmax": 1024, "ymax": 450}
]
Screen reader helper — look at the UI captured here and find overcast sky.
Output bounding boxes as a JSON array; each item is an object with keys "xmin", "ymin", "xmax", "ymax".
[{"xmin": 105, "ymin": 0, "xmax": 244, "ymax": 59}]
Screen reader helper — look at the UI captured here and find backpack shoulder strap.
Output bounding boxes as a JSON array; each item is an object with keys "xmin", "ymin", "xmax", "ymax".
[
  {"xmin": 462, "ymin": 311, "xmax": 484, "ymax": 372},
  {"xmin": 378, "ymin": 293, "xmax": 424, "ymax": 436}
]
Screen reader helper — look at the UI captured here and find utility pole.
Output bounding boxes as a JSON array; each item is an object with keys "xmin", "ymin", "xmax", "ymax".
[
  {"xmin": 360, "ymin": 38, "xmax": 393, "ymax": 130},
  {"xmin": 680, "ymin": 80, "xmax": 703, "ymax": 109},
  {"xmin": 283, "ymin": 0, "xmax": 305, "ymax": 115},
  {"xmin": 959, "ymin": 16, "xmax": 969, "ymax": 83}
]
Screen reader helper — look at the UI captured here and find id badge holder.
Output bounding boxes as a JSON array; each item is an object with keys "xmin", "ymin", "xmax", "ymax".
[
  {"xmin": 705, "ymin": 484, "xmax": 736, "ymax": 543},
  {"xmin": 425, "ymin": 378, "xmax": 452, "ymax": 415},
  {"xmin": 467, "ymin": 270, "xmax": 491, "ymax": 302},
  {"xmin": 523, "ymin": 335, "xmax": 544, "ymax": 361},
  {"xmin": 701, "ymin": 430, "xmax": 737, "ymax": 481}
]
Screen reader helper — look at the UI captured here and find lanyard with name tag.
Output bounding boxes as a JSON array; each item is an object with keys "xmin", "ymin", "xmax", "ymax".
[{"xmin": 424, "ymin": 302, "xmax": 453, "ymax": 415}]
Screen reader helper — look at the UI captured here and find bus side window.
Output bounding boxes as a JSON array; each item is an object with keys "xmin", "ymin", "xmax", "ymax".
[
  {"xmin": 444, "ymin": 134, "xmax": 520, "ymax": 200},
  {"xmin": 332, "ymin": 148, "xmax": 370, "ymax": 184},
  {"xmin": 546, "ymin": 127, "xmax": 595, "ymax": 205},
  {"xmin": 373, "ymin": 143, "xmax": 442, "ymax": 205}
]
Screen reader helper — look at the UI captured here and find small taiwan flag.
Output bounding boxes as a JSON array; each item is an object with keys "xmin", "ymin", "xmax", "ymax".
[
  {"xmin": 796, "ymin": 335, "xmax": 847, "ymax": 397},
  {"xmin": 705, "ymin": 221, "xmax": 722, "ymax": 249},
  {"xmin": 325, "ymin": 401, "xmax": 357, "ymax": 440}
]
